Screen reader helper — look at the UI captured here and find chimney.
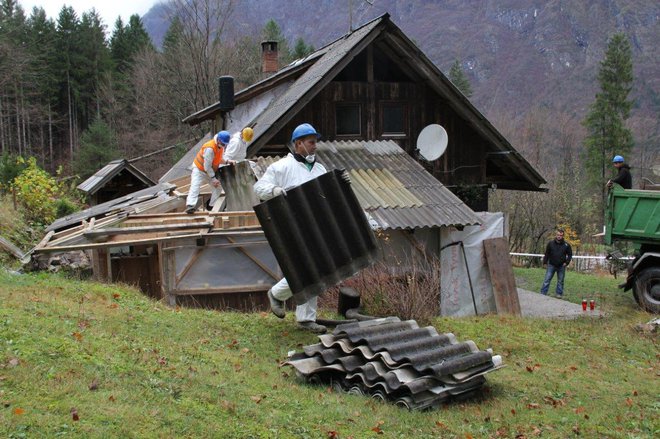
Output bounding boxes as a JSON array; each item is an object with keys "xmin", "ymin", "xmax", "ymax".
[{"xmin": 261, "ymin": 40, "xmax": 278, "ymax": 75}]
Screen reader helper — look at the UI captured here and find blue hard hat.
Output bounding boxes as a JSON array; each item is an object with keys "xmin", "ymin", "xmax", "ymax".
[
  {"xmin": 216, "ymin": 131, "xmax": 230, "ymax": 145},
  {"xmin": 290, "ymin": 123, "xmax": 321, "ymax": 143},
  {"xmin": 612, "ymin": 155, "xmax": 624, "ymax": 163}
]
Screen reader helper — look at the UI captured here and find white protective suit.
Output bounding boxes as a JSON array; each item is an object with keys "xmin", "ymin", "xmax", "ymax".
[
  {"xmin": 224, "ymin": 131, "xmax": 248, "ymax": 162},
  {"xmin": 254, "ymin": 153, "xmax": 327, "ymax": 323},
  {"xmin": 186, "ymin": 147, "xmax": 223, "ymax": 209}
]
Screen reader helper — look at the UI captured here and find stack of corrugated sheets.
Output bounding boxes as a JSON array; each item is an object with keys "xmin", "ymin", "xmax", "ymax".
[{"xmin": 286, "ymin": 317, "xmax": 504, "ymax": 410}]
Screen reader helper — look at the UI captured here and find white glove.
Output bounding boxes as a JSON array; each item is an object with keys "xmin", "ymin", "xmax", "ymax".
[
  {"xmin": 272, "ymin": 187, "xmax": 286, "ymax": 197},
  {"xmin": 341, "ymin": 169, "xmax": 352, "ymax": 184}
]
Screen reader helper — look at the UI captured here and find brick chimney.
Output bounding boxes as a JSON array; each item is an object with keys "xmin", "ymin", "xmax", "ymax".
[{"xmin": 261, "ymin": 40, "xmax": 278, "ymax": 75}]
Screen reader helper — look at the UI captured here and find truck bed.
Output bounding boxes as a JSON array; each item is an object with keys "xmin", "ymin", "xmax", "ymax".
[{"xmin": 605, "ymin": 186, "xmax": 660, "ymax": 245}]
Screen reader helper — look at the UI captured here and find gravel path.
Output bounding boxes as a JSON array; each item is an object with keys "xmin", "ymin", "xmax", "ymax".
[{"xmin": 517, "ymin": 288, "xmax": 605, "ymax": 319}]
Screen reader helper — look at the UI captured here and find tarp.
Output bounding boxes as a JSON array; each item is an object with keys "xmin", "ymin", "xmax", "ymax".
[{"xmin": 440, "ymin": 212, "xmax": 506, "ymax": 317}]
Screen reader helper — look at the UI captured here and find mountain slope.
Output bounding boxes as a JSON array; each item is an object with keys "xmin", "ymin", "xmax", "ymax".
[{"xmin": 143, "ymin": 0, "xmax": 659, "ymax": 138}]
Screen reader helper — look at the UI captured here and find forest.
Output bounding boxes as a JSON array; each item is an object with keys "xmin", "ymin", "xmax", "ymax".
[{"xmin": 0, "ymin": 0, "xmax": 656, "ymax": 257}]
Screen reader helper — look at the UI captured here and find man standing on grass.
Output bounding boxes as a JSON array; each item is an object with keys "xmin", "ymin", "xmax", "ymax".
[{"xmin": 540, "ymin": 228, "xmax": 573, "ymax": 298}]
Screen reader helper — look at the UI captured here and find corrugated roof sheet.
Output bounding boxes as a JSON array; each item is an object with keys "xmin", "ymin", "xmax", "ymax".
[
  {"xmin": 47, "ymin": 182, "xmax": 177, "ymax": 232},
  {"xmin": 315, "ymin": 140, "xmax": 479, "ymax": 229},
  {"xmin": 77, "ymin": 159, "xmax": 155, "ymax": 194},
  {"xmin": 286, "ymin": 317, "xmax": 503, "ymax": 410},
  {"xmin": 254, "ymin": 170, "xmax": 378, "ymax": 304}
]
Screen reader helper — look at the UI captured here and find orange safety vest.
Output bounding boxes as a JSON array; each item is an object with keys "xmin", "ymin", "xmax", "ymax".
[{"xmin": 193, "ymin": 139, "xmax": 224, "ymax": 173}]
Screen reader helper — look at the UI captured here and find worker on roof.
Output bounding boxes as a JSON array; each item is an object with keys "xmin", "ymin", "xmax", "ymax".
[
  {"xmin": 186, "ymin": 131, "xmax": 234, "ymax": 214},
  {"xmin": 224, "ymin": 127, "xmax": 254, "ymax": 162},
  {"xmin": 607, "ymin": 155, "xmax": 632, "ymax": 189},
  {"xmin": 253, "ymin": 123, "xmax": 329, "ymax": 333}
]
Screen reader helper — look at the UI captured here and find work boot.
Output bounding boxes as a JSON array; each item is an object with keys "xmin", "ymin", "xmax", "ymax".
[
  {"xmin": 267, "ymin": 289, "xmax": 285, "ymax": 319},
  {"xmin": 185, "ymin": 205, "xmax": 196, "ymax": 214},
  {"xmin": 297, "ymin": 321, "xmax": 327, "ymax": 334}
]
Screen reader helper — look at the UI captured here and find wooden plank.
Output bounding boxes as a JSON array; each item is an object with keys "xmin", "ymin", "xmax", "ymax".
[
  {"xmin": 84, "ymin": 221, "xmax": 213, "ymax": 238},
  {"xmin": 36, "ymin": 230, "xmax": 265, "ymax": 253},
  {"xmin": 161, "ymin": 242, "xmax": 177, "ymax": 307},
  {"xmin": 0, "ymin": 236, "xmax": 25, "ymax": 259},
  {"xmin": 174, "ymin": 285, "xmax": 270, "ymax": 296},
  {"xmin": 34, "ymin": 231, "xmax": 55, "ymax": 250},
  {"xmin": 483, "ymin": 237, "xmax": 521, "ymax": 316}
]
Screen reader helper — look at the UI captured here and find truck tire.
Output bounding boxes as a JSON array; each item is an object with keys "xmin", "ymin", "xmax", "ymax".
[{"xmin": 633, "ymin": 267, "xmax": 660, "ymax": 313}]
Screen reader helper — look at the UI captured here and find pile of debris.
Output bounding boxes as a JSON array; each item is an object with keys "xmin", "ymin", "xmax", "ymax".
[{"xmin": 286, "ymin": 317, "xmax": 503, "ymax": 410}]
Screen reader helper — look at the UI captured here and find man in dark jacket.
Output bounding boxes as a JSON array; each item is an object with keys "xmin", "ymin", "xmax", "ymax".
[
  {"xmin": 540, "ymin": 228, "xmax": 573, "ymax": 297},
  {"xmin": 607, "ymin": 155, "xmax": 632, "ymax": 189}
]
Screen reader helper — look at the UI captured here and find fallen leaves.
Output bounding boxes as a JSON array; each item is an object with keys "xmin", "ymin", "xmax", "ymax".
[
  {"xmin": 526, "ymin": 363, "xmax": 541, "ymax": 373},
  {"xmin": 8, "ymin": 358, "xmax": 19, "ymax": 367},
  {"xmin": 371, "ymin": 420, "xmax": 384, "ymax": 434},
  {"xmin": 72, "ymin": 331, "xmax": 83, "ymax": 341},
  {"xmin": 542, "ymin": 396, "xmax": 566, "ymax": 407},
  {"xmin": 526, "ymin": 403, "xmax": 540, "ymax": 410},
  {"xmin": 625, "ymin": 397, "xmax": 633, "ymax": 407},
  {"xmin": 71, "ymin": 407, "xmax": 79, "ymax": 421},
  {"xmin": 88, "ymin": 378, "xmax": 99, "ymax": 391},
  {"xmin": 250, "ymin": 395, "xmax": 265, "ymax": 404},
  {"xmin": 13, "ymin": 407, "xmax": 25, "ymax": 415}
]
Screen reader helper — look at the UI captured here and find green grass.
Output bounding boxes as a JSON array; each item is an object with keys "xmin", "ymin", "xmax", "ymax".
[{"xmin": 0, "ymin": 269, "xmax": 657, "ymax": 438}]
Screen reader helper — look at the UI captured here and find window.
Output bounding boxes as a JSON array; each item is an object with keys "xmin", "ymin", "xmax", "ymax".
[
  {"xmin": 335, "ymin": 104, "xmax": 361, "ymax": 136},
  {"xmin": 381, "ymin": 103, "xmax": 406, "ymax": 135}
]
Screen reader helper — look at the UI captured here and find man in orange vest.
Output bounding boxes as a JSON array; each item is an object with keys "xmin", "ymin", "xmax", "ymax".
[{"xmin": 186, "ymin": 131, "xmax": 233, "ymax": 214}]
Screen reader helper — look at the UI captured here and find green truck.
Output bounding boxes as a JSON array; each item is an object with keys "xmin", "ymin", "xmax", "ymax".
[{"xmin": 605, "ymin": 186, "xmax": 660, "ymax": 313}]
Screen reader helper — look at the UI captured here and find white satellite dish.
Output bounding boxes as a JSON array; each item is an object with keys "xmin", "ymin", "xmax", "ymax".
[{"xmin": 417, "ymin": 124, "xmax": 448, "ymax": 161}]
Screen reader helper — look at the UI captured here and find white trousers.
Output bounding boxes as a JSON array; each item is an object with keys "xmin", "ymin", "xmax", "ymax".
[
  {"xmin": 270, "ymin": 277, "xmax": 318, "ymax": 323},
  {"xmin": 186, "ymin": 167, "xmax": 222, "ymax": 208}
]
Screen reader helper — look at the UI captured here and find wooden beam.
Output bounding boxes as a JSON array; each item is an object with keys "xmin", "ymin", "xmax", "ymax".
[
  {"xmin": 83, "ymin": 221, "xmax": 213, "ymax": 238},
  {"xmin": 36, "ymin": 230, "xmax": 266, "ymax": 253},
  {"xmin": 483, "ymin": 237, "xmax": 521, "ymax": 316},
  {"xmin": 0, "ymin": 236, "xmax": 25, "ymax": 260},
  {"xmin": 174, "ymin": 285, "xmax": 270, "ymax": 296}
]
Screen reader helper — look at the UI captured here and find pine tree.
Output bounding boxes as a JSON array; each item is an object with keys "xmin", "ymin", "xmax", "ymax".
[
  {"xmin": 583, "ymin": 33, "xmax": 634, "ymax": 217},
  {"xmin": 73, "ymin": 118, "xmax": 119, "ymax": 178},
  {"xmin": 292, "ymin": 37, "xmax": 315, "ymax": 59},
  {"xmin": 262, "ymin": 19, "xmax": 292, "ymax": 64},
  {"xmin": 448, "ymin": 59, "xmax": 473, "ymax": 97}
]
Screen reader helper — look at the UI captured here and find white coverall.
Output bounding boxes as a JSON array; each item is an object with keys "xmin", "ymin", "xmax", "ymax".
[
  {"xmin": 186, "ymin": 147, "xmax": 223, "ymax": 209},
  {"xmin": 224, "ymin": 131, "xmax": 248, "ymax": 162},
  {"xmin": 253, "ymin": 153, "xmax": 327, "ymax": 323}
]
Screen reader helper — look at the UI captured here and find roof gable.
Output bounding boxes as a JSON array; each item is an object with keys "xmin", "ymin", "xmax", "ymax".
[{"xmin": 78, "ymin": 159, "xmax": 155, "ymax": 195}]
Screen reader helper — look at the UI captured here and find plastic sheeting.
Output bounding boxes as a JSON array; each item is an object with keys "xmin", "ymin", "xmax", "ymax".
[{"xmin": 440, "ymin": 212, "xmax": 506, "ymax": 317}]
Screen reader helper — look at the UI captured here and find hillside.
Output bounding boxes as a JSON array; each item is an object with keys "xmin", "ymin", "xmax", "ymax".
[
  {"xmin": 1, "ymin": 269, "xmax": 657, "ymax": 437},
  {"xmin": 142, "ymin": 0, "xmax": 659, "ymax": 125}
]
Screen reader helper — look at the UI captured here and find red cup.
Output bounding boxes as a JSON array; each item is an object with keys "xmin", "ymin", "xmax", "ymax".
[
  {"xmin": 582, "ymin": 299, "xmax": 587, "ymax": 311},
  {"xmin": 590, "ymin": 300, "xmax": 595, "ymax": 310}
]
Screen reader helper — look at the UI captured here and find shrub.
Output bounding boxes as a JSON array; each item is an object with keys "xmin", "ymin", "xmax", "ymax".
[
  {"xmin": 11, "ymin": 158, "xmax": 80, "ymax": 226},
  {"xmin": 54, "ymin": 197, "xmax": 79, "ymax": 218},
  {"xmin": 341, "ymin": 256, "xmax": 441, "ymax": 326}
]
